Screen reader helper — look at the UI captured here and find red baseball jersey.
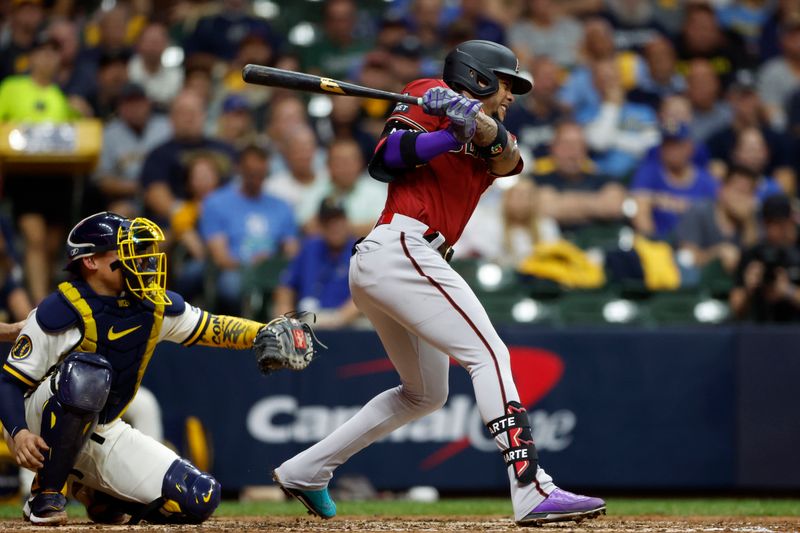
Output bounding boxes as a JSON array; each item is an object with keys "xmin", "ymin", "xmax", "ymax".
[{"xmin": 375, "ymin": 78, "xmax": 523, "ymax": 245}]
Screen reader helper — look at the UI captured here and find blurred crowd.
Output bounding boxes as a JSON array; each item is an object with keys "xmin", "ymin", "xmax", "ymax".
[{"xmin": 1, "ymin": 0, "xmax": 800, "ymax": 326}]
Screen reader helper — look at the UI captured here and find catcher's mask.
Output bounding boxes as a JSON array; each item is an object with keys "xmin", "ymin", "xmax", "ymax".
[{"xmin": 116, "ymin": 217, "xmax": 171, "ymax": 305}]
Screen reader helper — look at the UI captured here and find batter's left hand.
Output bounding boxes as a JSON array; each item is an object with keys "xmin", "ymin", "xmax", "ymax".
[{"xmin": 446, "ymin": 95, "xmax": 482, "ymax": 144}]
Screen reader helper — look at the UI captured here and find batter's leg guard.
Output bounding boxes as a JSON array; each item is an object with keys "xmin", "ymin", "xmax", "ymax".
[
  {"xmin": 37, "ymin": 352, "xmax": 112, "ymax": 494},
  {"xmin": 130, "ymin": 458, "xmax": 220, "ymax": 524},
  {"xmin": 486, "ymin": 401, "xmax": 539, "ymax": 485}
]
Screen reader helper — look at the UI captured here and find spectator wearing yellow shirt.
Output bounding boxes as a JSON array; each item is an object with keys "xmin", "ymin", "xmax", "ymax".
[{"xmin": 0, "ymin": 32, "xmax": 80, "ymax": 303}]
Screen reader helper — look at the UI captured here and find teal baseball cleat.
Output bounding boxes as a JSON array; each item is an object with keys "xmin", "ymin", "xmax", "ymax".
[{"xmin": 272, "ymin": 470, "xmax": 336, "ymax": 519}]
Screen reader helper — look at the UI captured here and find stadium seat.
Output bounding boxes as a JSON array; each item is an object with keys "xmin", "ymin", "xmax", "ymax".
[
  {"xmin": 557, "ymin": 291, "xmax": 635, "ymax": 325},
  {"xmin": 647, "ymin": 292, "xmax": 702, "ymax": 325},
  {"xmin": 569, "ymin": 223, "xmax": 626, "ymax": 250},
  {"xmin": 241, "ymin": 257, "xmax": 290, "ymax": 321}
]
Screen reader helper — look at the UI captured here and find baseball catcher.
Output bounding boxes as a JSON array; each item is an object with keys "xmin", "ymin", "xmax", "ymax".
[{"xmin": 0, "ymin": 212, "xmax": 318, "ymax": 525}]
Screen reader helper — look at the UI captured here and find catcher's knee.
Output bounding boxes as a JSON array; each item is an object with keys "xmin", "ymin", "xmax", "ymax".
[
  {"xmin": 160, "ymin": 458, "xmax": 220, "ymax": 523},
  {"xmin": 56, "ymin": 352, "xmax": 113, "ymax": 413}
]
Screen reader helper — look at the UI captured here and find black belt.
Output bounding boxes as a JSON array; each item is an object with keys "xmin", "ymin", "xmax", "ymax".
[
  {"xmin": 423, "ymin": 231, "xmax": 454, "ymax": 263},
  {"xmin": 351, "ymin": 232, "xmax": 454, "ymax": 262}
]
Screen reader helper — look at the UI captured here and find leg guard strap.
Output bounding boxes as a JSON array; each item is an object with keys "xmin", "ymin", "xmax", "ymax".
[{"xmin": 486, "ymin": 401, "xmax": 539, "ymax": 485}]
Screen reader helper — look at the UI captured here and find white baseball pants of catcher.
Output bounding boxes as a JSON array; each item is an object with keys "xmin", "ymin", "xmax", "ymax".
[
  {"xmin": 275, "ymin": 214, "xmax": 555, "ymax": 520},
  {"xmin": 4, "ymin": 378, "xmax": 178, "ymax": 503}
]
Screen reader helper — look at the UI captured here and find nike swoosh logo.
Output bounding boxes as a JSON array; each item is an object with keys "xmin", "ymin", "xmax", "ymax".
[
  {"xmin": 202, "ymin": 486, "xmax": 213, "ymax": 503},
  {"xmin": 107, "ymin": 325, "xmax": 142, "ymax": 341}
]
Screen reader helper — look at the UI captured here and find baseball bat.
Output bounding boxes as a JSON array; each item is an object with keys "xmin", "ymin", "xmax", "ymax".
[{"xmin": 242, "ymin": 64, "xmax": 423, "ymax": 106}]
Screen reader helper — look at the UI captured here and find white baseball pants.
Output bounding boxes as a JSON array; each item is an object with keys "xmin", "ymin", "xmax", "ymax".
[{"xmin": 275, "ymin": 214, "xmax": 555, "ymax": 520}]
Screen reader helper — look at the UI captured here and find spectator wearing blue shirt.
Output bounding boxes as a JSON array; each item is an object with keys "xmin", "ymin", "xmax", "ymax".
[
  {"xmin": 140, "ymin": 90, "xmax": 236, "ymax": 226},
  {"xmin": 584, "ymin": 58, "xmax": 660, "ymax": 179},
  {"xmin": 274, "ymin": 198, "xmax": 360, "ymax": 329},
  {"xmin": 632, "ymin": 121, "xmax": 719, "ymax": 239},
  {"xmin": 200, "ymin": 145, "xmax": 298, "ymax": 315},
  {"xmin": 729, "ymin": 127, "xmax": 786, "ymax": 200}
]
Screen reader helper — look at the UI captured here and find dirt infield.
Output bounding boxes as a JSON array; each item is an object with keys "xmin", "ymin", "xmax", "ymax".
[{"xmin": 1, "ymin": 515, "xmax": 799, "ymax": 532}]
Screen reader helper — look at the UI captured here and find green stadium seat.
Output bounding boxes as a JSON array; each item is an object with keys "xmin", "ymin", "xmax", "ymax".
[
  {"xmin": 241, "ymin": 257, "xmax": 290, "ymax": 321},
  {"xmin": 647, "ymin": 292, "xmax": 702, "ymax": 325},
  {"xmin": 699, "ymin": 259, "xmax": 734, "ymax": 299},
  {"xmin": 557, "ymin": 291, "xmax": 637, "ymax": 325},
  {"xmin": 569, "ymin": 223, "xmax": 626, "ymax": 250}
]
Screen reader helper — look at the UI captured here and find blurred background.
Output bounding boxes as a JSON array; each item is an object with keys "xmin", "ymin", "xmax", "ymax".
[{"xmin": 0, "ymin": 0, "xmax": 798, "ymax": 502}]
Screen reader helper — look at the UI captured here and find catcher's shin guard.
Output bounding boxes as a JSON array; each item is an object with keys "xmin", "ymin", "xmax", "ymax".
[
  {"xmin": 38, "ymin": 352, "xmax": 112, "ymax": 493},
  {"xmin": 486, "ymin": 401, "xmax": 539, "ymax": 485},
  {"xmin": 130, "ymin": 458, "xmax": 220, "ymax": 524}
]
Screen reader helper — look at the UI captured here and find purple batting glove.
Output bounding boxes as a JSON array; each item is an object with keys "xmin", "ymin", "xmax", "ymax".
[
  {"xmin": 446, "ymin": 95, "xmax": 482, "ymax": 144},
  {"xmin": 422, "ymin": 87, "xmax": 461, "ymax": 116}
]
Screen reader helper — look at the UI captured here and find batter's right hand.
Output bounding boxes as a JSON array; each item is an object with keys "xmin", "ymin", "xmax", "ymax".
[
  {"xmin": 421, "ymin": 87, "xmax": 461, "ymax": 116},
  {"xmin": 13, "ymin": 429, "xmax": 49, "ymax": 469}
]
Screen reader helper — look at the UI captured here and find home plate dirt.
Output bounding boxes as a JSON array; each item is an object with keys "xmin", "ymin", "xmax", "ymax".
[{"xmin": 1, "ymin": 516, "xmax": 798, "ymax": 532}]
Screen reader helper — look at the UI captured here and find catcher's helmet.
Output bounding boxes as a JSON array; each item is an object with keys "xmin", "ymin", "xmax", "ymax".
[
  {"xmin": 443, "ymin": 40, "xmax": 532, "ymax": 97},
  {"xmin": 66, "ymin": 211, "xmax": 171, "ymax": 305}
]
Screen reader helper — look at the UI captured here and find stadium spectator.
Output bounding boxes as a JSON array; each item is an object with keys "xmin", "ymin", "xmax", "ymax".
[
  {"xmin": 707, "ymin": 69, "xmax": 795, "ymax": 193},
  {"xmin": 449, "ymin": 0, "xmax": 506, "ymax": 45},
  {"xmin": 583, "ymin": 57, "xmax": 659, "ymax": 179},
  {"xmin": 631, "ymin": 121, "xmax": 719, "ymax": 240},
  {"xmin": 199, "ymin": 145, "xmax": 298, "ymax": 314},
  {"xmin": 298, "ymin": 138, "xmax": 386, "ymax": 235},
  {"xmin": 758, "ymin": 14, "xmax": 800, "ymax": 130},
  {"xmin": 315, "ymin": 95, "xmax": 376, "ymax": 165},
  {"xmin": 140, "ymin": 90, "xmax": 236, "ymax": 226},
  {"xmin": 0, "ymin": 0, "xmax": 45, "ymax": 80},
  {"xmin": 730, "ymin": 127, "xmax": 787, "ymax": 199},
  {"xmin": 675, "ymin": 2, "xmax": 753, "ymax": 86},
  {"xmin": 535, "ymin": 122, "xmax": 627, "ymax": 231},
  {"xmin": 505, "ymin": 56, "xmax": 568, "ymax": 160},
  {"xmin": 94, "ymin": 82, "xmax": 171, "ymax": 217},
  {"xmin": 509, "ymin": 0, "xmax": 584, "ymax": 69},
  {"xmin": 456, "ymin": 178, "xmax": 561, "ymax": 266},
  {"xmin": 717, "ymin": 0, "xmax": 773, "ymax": 55},
  {"xmin": 49, "ymin": 19, "xmax": 96, "ymax": 113},
  {"xmin": 273, "ymin": 197, "xmax": 360, "ymax": 329},
  {"xmin": 300, "ymin": 0, "xmax": 371, "ymax": 80},
  {"xmin": 78, "ymin": 5, "xmax": 135, "ymax": 72},
  {"xmin": 128, "ymin": 21, "xmax": 183, "ymax": 109},
  {"xmin": 264, "ymin": 96, "xmax": 318, "ymax": 174},
  {"xmin": 629, "ymin": 35, "xmax": 686, "ymax": 110},
  {"xmin": 558, "ymin": 17, "xmax": 645, "ymax": 124},
  {"xmin": 182, "ymin": 0, "xmax": 279, "ymax": 62},
  {"xmin": 265, "ymin": 126, "xmax": 329, "ymax": 213},
  {"xmin": 215, "ymin": 93, "xmax": 263, "ymax": 152},
  {"xmin": 602, "ymin": 0, "xmax": 666, "ymax": 52},
  {"xmin": 686, "ymin": 59, "xmax": 733, "ymax": 143},
  {"xmin": 0, "ymin": 31, "xmax": 79, "ymax": 303},
  {"xmin": 404, "ymin": 0, "xmax": 450, "ymax": 58},
  {"xmin": 0, "ymin": 218, "xmax": 33, "ymax": 323},
  {"xmin": 674, "ymin": 165, "xmax": 760, "ymax": 279},
  {"xmin": 172, "ymin": 155, "xmax": 224, "ymax": 302},
  {"xmin": 730, "ymin": 193, "xmax": 800, "ymax": 322},
  {"xmin": 87, "ymin": 50, "xmax": 131, "ymax": 120},
  {"xmin": 219, "ymin": 32, "xmax": 274, "ymax": 99}
]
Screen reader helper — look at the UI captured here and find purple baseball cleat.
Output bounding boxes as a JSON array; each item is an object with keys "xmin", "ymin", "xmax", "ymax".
[{"xmin": 516, "ymin": 488, "xmax": 606, "ymax": 526}]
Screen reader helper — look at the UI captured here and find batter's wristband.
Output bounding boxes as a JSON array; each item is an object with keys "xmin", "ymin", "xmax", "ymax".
[{"xmin": 476, "ymin": 118, "xmax": 509, "ymax": 159}]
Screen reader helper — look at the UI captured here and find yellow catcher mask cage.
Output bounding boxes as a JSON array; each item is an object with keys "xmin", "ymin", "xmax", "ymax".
[{"xmin": 117, "ymin": 217, "xmax": 172, "ymax": 305}]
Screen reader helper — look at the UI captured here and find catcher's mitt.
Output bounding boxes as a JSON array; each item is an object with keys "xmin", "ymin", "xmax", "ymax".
[{"xmin": 253, "ymin": 313, "xmax": 324, "ymax": 375}]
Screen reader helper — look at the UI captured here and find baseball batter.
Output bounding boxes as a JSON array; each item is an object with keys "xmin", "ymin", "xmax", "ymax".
[
  {"xmin": 274, "ymin": 41, "xmax": 606, "ymax": 526},
  {"xmin": 0, "ymin": 212, "xmax": 313, "ymax": 525}
]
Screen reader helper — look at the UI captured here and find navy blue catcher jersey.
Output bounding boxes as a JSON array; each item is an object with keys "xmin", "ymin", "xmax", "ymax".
[{"xmin": 2, "ymin": 280, "xmax": 207, "ymax": 424}]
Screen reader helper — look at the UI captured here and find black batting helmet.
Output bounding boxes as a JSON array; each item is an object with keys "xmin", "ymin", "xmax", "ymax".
[{"xmin": 443, "ymin": 40, "xmax": 532, "ymax": 97}]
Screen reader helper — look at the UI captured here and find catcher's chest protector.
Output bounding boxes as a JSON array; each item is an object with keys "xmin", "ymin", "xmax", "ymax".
[{"xmin": 37, "ymin": 281, "xmax": 181, "ymax": 423}]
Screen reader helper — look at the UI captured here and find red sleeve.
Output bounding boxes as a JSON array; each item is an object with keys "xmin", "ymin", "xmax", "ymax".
[{"xmin": 386, "ymin": 78, "xmax": 447, "ymax": 133}]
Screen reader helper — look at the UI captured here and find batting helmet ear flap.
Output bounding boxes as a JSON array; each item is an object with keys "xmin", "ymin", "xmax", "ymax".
[{"xmin": 444, "ymin": 49, "xmax": 499, "ymax": 97}]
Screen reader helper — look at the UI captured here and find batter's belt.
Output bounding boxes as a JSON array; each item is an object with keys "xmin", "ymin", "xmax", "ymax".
[{"xmin": 361, "ymin": 213, "xmax": 454, "ymax": 262}]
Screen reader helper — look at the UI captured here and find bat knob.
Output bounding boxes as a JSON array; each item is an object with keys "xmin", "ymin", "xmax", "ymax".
[{"xmin": 242, "ymin": 64, "xmax": 255, "ymax": 81}]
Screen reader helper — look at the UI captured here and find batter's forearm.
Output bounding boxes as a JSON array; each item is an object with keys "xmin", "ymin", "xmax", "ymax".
[
  {"xmin": 472, "ymin": 113, "xmax": 498, "ymax": 146},
  {"xmin": 194, "ymin": 314, "xmax": 264, "ymax": 349}
]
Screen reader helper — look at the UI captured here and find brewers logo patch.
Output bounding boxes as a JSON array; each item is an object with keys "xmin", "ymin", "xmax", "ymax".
[{"xmin": 10, "ymin": 335, "xmax": 32, "ymax": 360}]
